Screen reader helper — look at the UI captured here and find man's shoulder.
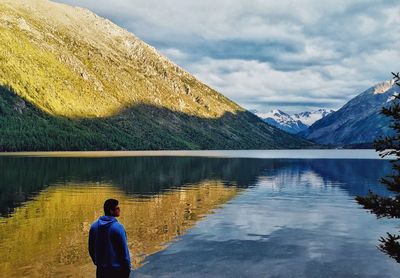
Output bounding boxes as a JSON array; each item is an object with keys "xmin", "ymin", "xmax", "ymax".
[
  {"xmin": 110, "ymin": 221, "xmax": 126, "ymax": 233},
  {"xmin": 89, "ymin": 219, "xmax": 99, "ymax": 230},
  {"xmin": 110, "ymin": 221, "xmax": 124, "ymax": 229}
]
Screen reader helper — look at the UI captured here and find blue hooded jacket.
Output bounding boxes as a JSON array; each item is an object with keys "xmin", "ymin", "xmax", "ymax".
[{"xmin": 89, "ymin": 216, "xmax": 131, "ymax": 270}]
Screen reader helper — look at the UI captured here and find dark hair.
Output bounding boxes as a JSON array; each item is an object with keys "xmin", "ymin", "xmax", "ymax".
[{"xmin": 104, "ymin": 199, "xmax": 119, "ymax": 215}]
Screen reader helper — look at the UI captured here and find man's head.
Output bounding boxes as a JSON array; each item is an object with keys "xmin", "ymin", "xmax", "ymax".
[{"xmin": 103, "ymin": 198, "xmax": 120, "ymax": 217}]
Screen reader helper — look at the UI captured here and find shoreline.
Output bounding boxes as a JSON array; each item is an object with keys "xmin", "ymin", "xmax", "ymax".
[{"xmin": 0, "ymin": 149, "xmax": 389, "ymax": 160}]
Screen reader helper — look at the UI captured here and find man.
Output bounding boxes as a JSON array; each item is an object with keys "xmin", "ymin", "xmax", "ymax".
[{"xmin": 89, "ymin": 199, "xmax": 131, "ymax": 278}]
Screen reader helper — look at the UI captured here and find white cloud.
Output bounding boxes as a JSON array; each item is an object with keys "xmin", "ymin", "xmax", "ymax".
[
  {"xmin": 187, "ymin": 58, "xmax": 360, "ymax": 113},
  {"xmin": 187, "ymin": 44, "xmax": 400, "ymax": 113}
]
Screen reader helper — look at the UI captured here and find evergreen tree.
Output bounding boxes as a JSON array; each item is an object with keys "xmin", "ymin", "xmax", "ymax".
[{"xmin": 356, "ymin": 72, "xmax": 400, "ymax": 262}]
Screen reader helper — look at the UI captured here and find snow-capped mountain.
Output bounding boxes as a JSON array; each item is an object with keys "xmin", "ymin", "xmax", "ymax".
[
  {"xmin": 259, "ymin": 110, "xmax": 308, "ymax": 134},
  {"xmin": 255, "ymin": 109, "xmax": 334, "ymax": 134},
  {"xmin": 293, "ymin": 109, "xmax": 335, "ymax": 126},
  {"xmin": 300, "ymin": 80, "xmax": 399, "ymax": 146}
]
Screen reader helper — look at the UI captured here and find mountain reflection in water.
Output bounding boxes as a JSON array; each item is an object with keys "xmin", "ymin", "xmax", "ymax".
[
  {"xmin": 0, "ymin": 156, "xmax": 264, "ymax": 217},
  {"xmin": 0, "ymin": 182, "xmax": 239, "ymax": 277},
  {"xmin": 0, "ymin": 155, "xmax": 397, "ymax": 278}
]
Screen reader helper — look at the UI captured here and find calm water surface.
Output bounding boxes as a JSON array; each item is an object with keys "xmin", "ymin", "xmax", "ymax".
[{"xmin": 0, "ymin": 150, "xmax": 399, "ymax": 277}]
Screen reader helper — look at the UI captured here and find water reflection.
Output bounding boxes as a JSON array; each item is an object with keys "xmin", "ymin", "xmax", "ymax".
[
  {"xmin": 0, "ymin": 156, "xmax": 266, "ymax": 217},
  {"xmin": 1, "ymin": 157, "xmax": 393, "ymax": 217},
  {"xmin": 135, "ymin": 159, "xmax": 399, "ymax": 277},
  {"xmin": 0, "ymin": 181, "xmax": 239, "ymax": 277},
  {"xmin": 0, "ymin": 155, "xmax": 397, "ymax": 277}
]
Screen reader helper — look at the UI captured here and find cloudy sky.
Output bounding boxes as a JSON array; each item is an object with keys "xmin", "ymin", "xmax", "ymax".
[{"xmin": 55, "ymin": 0, "xmax": 400, "ymax": 114}]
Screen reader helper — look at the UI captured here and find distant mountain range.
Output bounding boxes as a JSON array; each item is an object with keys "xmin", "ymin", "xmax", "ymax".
[
  {"xmin": 256, "ymin": 79, "xmax": 399, "ymax": 147},
  {"xmin": 300, "ymin": 80, "xmax": 398, "ymax": 146},
  {"xmin": 255, "ymin": 109, "xmax": 334, "ymax": 134},
  {"xmin": 0, "ymin": 0, "xmax": 314, "ymax": 151}
]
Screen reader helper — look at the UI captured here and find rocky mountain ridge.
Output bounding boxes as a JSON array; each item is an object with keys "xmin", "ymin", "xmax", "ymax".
[{"xmin": 300, "ymin": 80, "xmax": 398, "ymax": 146}]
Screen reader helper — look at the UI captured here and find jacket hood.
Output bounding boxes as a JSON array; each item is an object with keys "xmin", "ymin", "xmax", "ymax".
[{"xmin": 98, "ymin": 215, "xmax": 117, "ymax": 229}]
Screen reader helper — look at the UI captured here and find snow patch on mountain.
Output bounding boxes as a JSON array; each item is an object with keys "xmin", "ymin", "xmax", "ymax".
[
  {"xmin": 259, "ymin": 110, "xmax": 293, "ymax": 126},
  {"xmin": 387, "ymin": 92, "xmax": 399, "ymax": 102},
  {"xmin": 374, "ymin": 80, "xmax": 395, "ymax": 95},
  {"xmin": 293, "ymin": 109, "xmax": 335, "ymax": 126}
]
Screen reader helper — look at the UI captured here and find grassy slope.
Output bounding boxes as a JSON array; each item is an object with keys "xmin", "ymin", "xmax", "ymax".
[{"xmin": 0, "ymin": 1, "xmax": 314, "ymax": 150}]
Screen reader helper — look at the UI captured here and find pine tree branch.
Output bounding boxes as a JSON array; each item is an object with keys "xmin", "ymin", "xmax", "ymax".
[
  {"xmin": 356, "ymin": 191, "xmax": 400, "ymax": 218},
  {"xmin": 379, "ymin": 232, "xmax": 400, "ymax": 263},
  {"xmin": 392, "ymin": 72, "xmax": 400, "ymax": 86}
]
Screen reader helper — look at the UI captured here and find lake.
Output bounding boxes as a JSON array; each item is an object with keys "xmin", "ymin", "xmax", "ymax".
[{"xmin": 0, "ymin": 150, "xmax": 399, "ymax": 277}]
